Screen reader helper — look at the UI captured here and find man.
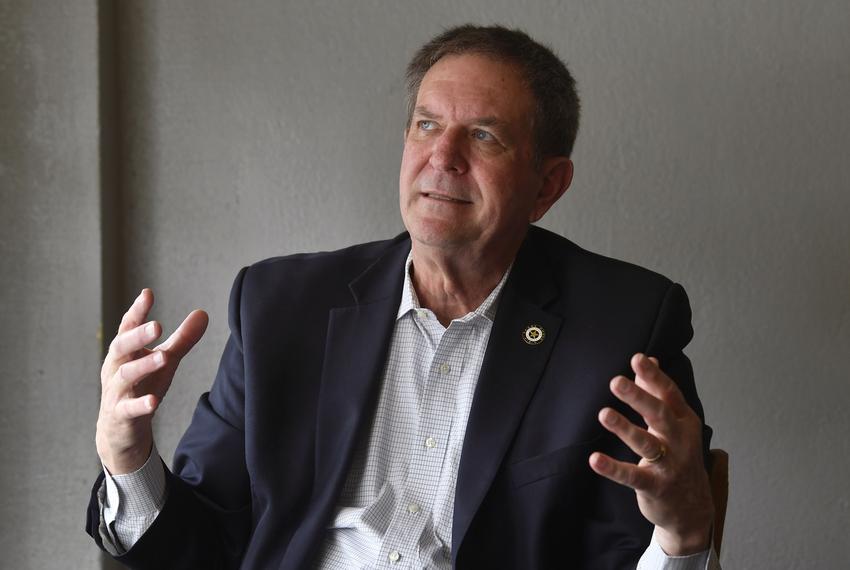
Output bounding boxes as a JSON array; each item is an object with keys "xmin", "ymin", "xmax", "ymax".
[{"xmin": 89, "ymin": 25, "xmax": 720, "ymax": 569}]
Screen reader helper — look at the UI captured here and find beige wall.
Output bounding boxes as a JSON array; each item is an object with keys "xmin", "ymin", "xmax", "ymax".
[{"xmin": 2, "ymin": 1, "xmax": 848, "ymax": 567}]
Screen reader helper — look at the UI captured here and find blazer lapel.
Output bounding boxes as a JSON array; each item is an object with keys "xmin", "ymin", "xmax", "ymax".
[
  {"xmin": 312, "ymin": 236, "xmax": 410, "ymax": 503},
  {"xmin": 452, "ymin": 228, "xmax": 564, "ymax": 560}
]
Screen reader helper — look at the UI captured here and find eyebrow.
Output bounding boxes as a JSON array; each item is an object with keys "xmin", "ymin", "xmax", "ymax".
[
  {"xmin": 413, "ymin": 106, "xmax": 508, "ymax": 129},
  {"xmin": 413, "ymin": 107, "xmax": 439, "ymax": 120}
]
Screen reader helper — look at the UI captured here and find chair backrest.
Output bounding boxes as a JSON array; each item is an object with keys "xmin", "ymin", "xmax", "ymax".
[{"xmin": 708, "ymin": 449, "xmax": 729, "ymax": 555}]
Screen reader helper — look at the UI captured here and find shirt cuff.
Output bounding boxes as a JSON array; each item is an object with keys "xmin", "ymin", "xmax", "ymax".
[
  {"xmin": 637, "ymin": 528, "xmax": 721, "ymax": 570},
  {"xmin": 97, "ymin": 445, "xmax": 167, "ymax": 555}
]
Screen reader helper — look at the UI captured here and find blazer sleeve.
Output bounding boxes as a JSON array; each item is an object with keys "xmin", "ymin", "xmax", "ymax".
[
  {"xmin": 86, "ymin": 267, "xmax": 253, "ymax": 569},
  {"xmin": 644, "ymin": 282, "xmax": 713, "ymax": 468},
  {"xmin": 580, "ymin": 281, "xmax": 712, "ymax": 570}
]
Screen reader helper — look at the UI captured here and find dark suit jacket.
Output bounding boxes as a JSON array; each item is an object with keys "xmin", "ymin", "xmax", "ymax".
[{"xmin": 87, "ymin": 226, "xmax": 711, "ymax": 569}]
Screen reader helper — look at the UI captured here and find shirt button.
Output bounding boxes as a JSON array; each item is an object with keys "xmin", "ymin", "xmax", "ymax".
[
  {"xmin": 425, "ymin": 437, "xmax": 437, "ymax": 448},
  {"xmin": 439, "ymin": 363, "xmax": 450, "ymax": 374},
  {"xmin": 388, "ymin": 550, "xmax": 401, "ymax": 563},
  {"xmin": 408, "ymin": 503, "xmax": 420, "ymax": 514}
]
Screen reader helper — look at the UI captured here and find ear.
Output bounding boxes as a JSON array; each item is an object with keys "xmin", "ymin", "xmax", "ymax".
[{"xmin": 529, "ymin": 157, "xmax": 573, "ymax": 223}]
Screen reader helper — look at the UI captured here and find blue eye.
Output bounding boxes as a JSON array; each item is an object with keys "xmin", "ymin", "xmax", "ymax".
[
  {"xmin": 418, "ymin": 120, "xmax": 435, "ymax": 131},
  {"xmin": 472, "ymin": 129, "xmax": 494, "ymax": 141}
]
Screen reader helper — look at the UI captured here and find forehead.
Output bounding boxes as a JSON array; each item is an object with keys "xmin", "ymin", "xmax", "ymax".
[{"xmin": 415, "ymin": 54, "xmax": 535, "ymax": 123}]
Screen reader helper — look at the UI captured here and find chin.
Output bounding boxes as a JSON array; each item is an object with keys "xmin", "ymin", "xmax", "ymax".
[{"xmin": 405, "ymin": 217, "xmax": 475, "ymax": 250}]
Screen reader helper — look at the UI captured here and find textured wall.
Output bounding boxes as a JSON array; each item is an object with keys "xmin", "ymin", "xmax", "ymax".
[
  {"xmin": 0, "ymin": 1, "xmax": 103, "ymax": 568},
  {"xmin": 2, "ymin": 1, "xmax": 848, "ymax": 568}
]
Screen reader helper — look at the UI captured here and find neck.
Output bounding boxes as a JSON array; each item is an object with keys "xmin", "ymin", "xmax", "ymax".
[{"xmin": 409, "ymin": 233, "xmax": 524, "ymax": 326}]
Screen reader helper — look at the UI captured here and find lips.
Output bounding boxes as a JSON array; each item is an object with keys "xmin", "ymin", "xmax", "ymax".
[{"xmin": 422, "ymin": 192, "xmax": 471, "ymax": 204}]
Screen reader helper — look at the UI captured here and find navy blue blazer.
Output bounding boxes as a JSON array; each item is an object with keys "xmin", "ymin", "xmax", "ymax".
[{"xmin": 87, "ymin": 226, "xmax": 711, "ymax": 569}]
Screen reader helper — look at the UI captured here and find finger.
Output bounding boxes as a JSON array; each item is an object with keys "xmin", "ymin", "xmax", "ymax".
[
  {"xmin": 598, "ymin": 407, "xmax": 665, "ymax": 463},
  {"xmin": 154, "ymin": 310, "xmax": 209, "ymax": 358},
  {"xmin": 109, "ymin": 321, "xmax": 162, "ymax": 360},
  {"xmin": 116, "ymin": 351, "xmax": 168, "ymax": 388},
  {"xmin": 588, "ymin": 452, "xmax": 654, "ymax": 491},
  {"xmin": 632, "ymin": 353, "xmax": 688, "ymax": 411},
  {"xmin": 115, "ymin": 394, "xmax": 158, "ymax": 420},
  {"xmin": 610, "ymin": 375, "xmax": 669, "ymax": 427},
  {"xmin": 118, "ymin": 289, "xmax": 154, "ymax": 334}
]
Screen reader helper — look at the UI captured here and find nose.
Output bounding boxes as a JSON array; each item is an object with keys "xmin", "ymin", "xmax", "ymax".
[{"xmin": 429, "ymin": 129, "xmax": 468, "ymax": 174}]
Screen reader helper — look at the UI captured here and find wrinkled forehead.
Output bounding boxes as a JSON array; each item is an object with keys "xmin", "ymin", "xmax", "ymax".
[{"xmin": 415, "ymin": 54, "xmax": 535, "ymax": 123}]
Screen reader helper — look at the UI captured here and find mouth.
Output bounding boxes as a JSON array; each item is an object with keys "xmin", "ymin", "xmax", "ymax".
[{"xmin": 422, "ymin": 192, "xmax": 472, "ymax": 204}]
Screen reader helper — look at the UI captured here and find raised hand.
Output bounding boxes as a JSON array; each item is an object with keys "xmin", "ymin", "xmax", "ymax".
[
  {"xmin": 96, "ymin": 289, "xmax": 208, "ymax": 474},
  {"xmin": 589, "ymin": 353, "xmax": 714, "ymax": 555}
]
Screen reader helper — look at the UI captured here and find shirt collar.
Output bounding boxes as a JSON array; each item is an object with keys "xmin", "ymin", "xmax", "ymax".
[{"xmin": 396, "ymin": 250, "xmax": 512, "ymax": 323}]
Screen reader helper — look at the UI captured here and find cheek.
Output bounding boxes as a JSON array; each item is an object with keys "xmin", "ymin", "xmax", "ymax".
[
  {"xmin": 482, "ymin": 173, "xmax": 539, "ymax": 219},
  {"xmin": 399, "ymin": 147, "xmax": 421, "ymax": 187}
]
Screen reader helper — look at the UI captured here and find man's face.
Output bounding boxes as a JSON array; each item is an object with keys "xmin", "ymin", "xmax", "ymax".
[{"xmin": 399, "ymin": 54, "xmax": 558, "ymax": 257}]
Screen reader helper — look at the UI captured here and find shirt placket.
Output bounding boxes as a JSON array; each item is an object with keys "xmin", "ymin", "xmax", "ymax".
[{"xmin": 376, "ymin": 314, "xmax": 460, "ymax": 568}]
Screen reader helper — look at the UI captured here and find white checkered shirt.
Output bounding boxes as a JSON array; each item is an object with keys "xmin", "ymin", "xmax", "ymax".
[{"xmin": 314, "ymin": 253, "xmax": 509, "ymax": 569}]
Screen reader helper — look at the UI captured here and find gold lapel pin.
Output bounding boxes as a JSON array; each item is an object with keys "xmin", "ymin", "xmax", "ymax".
[{"xmin": 522, "ymin": 324, "xmax": 545, "ymax": 345}]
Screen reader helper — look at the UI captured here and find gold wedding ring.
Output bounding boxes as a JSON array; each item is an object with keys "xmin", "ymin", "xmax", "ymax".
[{"xmin": 646, "ymin": 443, "xmax": 667, "ymax": 464}]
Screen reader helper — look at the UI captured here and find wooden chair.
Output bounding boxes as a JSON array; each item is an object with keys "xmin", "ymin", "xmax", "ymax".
[{"xmin": 708, "ymin": 449, "xmax": 729, "ymax": 555}]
